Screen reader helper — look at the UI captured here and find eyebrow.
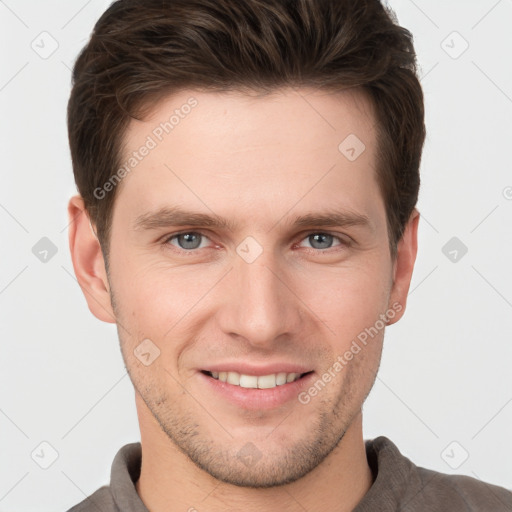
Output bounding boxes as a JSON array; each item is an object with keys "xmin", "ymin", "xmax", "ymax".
[{"xmin": 133, "ymin": 206, "xmax": 372, "ymax": 232}]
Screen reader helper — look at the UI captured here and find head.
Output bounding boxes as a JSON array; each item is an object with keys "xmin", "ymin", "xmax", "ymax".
[{"xmin": 67, "ymin": 0, "xmax": 424, "ymax": 488}]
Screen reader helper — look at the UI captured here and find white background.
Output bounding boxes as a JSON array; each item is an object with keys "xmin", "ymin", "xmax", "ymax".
[{"xmin": 1, "ymin": 0, "xmax": 511, "ymax": 510}]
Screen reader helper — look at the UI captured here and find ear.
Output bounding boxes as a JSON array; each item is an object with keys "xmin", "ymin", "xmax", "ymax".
[
  {"xmin": 387, "ymin": 209, "xmax": 420, "ymax": 325},
  {"xmin": 67, "ymin": 195, "xmax": 116, "ymax": 323}
]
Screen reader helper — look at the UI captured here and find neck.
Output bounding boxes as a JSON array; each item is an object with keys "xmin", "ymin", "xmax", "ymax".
[{"xmin": 135, "ymin": 394, "xmax": 373, "ymax": 512}]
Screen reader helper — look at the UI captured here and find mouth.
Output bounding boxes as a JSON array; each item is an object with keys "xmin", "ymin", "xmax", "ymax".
[
  {"xmin": 197, "ymin": 363, "xmax": 316, "ymax": 410},
  {"xmin": 201, "ymin": 370, "xmax": 314, "ymax": 389}
]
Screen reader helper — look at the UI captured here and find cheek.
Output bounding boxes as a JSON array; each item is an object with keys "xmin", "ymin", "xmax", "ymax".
[
  {"xmin": 110, "ymin": 259, "xmax": 225, "ymax": 366},
  {"xmin": 111, "ymin": 256, "xmax": 203, "ymax": 320},
  {"xmin": 292, "ymin": 259, "xmax": 392, "ymax": 338}
]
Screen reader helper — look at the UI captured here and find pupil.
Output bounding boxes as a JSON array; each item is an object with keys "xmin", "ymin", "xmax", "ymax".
[
  {"xmin": 310, "ymin": 233, "xmax": 332, "ymax": 249},
  {"xmin": 180, "ymin": 233, "xmax": 200, "ymax": 249}
]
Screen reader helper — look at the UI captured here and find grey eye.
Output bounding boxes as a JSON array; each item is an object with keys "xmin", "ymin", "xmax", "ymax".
[
  {"xmin": 307, "ymin": 233, "xmax": 335, "ymax": 250},
  {"xmin": 172, "ymin": 232, "xmax": 205, "ymax": 250}
]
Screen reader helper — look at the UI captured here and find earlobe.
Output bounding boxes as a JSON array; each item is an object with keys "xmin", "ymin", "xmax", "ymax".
[
  {"xmin": 67, "ymin": 195, "xmax": 116, "ymax": 324},
  {"xmin": 387, "ymin": 209, "xmax": 420, "ymax": 326}
]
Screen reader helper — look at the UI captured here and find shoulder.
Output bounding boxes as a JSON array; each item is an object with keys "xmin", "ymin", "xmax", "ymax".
[
  {"xmin": 65, "ymin": 485, "xmax": 117, "ymax": 512},
  {"xmin": 65, "ymin": 442, "xmax": 143, "ymax": 512},
  {"xmin": 362, "ymin": 436, "xmax": 512, "ymax": 511},
  {"xmin": 411, "ymin": 465, "xmax": 512, "ymax": 511}
]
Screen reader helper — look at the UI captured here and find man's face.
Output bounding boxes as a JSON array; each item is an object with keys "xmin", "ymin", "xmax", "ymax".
[{"xmin": 88, "ymin": 87, "xmax": 413, "ymax": 487}]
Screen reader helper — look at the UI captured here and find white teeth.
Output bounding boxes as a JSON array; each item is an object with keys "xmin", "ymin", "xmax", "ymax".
[
  {"xmin": 208, "ymin": 371, "xmax": 305, "ymax": 389},
  {"xmin": 226, "ymin": 372, "xmax": 240, "ymax": 385},
  {"xmin": 257, "ymin": 374, "xmax": 276, "ymax": 389},
  {"xmin": 276, "ymin": 372, "xmax": 287, "ymax": 385},
  {"xmin": 239, "ymin": 374, "xmax": 258, "ymax": 388}
]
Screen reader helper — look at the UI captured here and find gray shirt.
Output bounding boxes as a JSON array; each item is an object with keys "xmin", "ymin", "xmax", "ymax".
[{"xmin": 66, "ymin": 436, "xmax": 512, "ymax": 511}]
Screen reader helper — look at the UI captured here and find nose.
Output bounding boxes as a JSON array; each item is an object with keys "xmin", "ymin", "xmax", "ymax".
[{"xmin": 215, "ymin": 246, "xmax": 301, "ymax": 349}]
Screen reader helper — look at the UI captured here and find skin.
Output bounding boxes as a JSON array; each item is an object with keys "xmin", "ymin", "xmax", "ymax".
[{"xmin": 68, "ymin": 86, "xmax": 419, "ymax": 512}]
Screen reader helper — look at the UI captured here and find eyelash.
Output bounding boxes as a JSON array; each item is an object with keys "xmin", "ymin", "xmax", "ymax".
[{"xmin": 161, "ymin": 230, "xmax": 351, "ymax": 255}]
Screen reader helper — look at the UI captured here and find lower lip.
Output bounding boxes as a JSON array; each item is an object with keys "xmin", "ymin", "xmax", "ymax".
[{"xmin": 198, "ymin": 371, "xmax": 316, "ymax": 410}]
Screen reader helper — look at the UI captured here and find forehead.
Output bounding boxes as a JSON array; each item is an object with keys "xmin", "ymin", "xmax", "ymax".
[
  {"xmin": 125, "ymin": 85, "xmax": 376, "ymax": 152},
  {"xmin": 114, "ymin": 86, "xmax": 381, "ymax": 229}
]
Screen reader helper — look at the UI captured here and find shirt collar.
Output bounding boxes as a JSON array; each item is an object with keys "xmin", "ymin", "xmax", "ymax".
[{"xmin": 354, "ymin": 436, "xmax": 416, "ymax": 511}]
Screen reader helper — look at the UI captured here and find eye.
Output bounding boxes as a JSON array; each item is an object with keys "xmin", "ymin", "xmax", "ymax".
[
  {"xmin": 165, "ymin": 232, "xmax": 211, "ymax": 251},
  {"xmin": 162, "ymin": 230, "xmax": 349, "ymax": 254},
  {"xmin": 298, "ymin": 232, "xmax": 346, "ymax": 251}
]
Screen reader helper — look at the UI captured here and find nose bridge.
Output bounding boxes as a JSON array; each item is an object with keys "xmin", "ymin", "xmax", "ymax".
[{"xmin": 219, "ymin": 244, "xmax": 297, "ymax": 346}]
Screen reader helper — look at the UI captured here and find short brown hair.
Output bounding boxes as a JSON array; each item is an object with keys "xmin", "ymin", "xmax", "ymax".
[{"xmin": 67, "ymin": 0, "xmax": 425, "ymax": 265}]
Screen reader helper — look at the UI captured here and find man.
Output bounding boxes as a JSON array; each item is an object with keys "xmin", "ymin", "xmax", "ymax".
[{"xmin": 65, "ymin": 0, "xmax": 512, "ymax": 510}]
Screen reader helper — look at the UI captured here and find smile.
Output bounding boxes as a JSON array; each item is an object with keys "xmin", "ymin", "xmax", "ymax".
[
  {"xmin": 199, "ymin": 369, "xmax": 316, "ymax": 410},
  {"xmin": 203, "ymin": 370, "xmax": 311, "ymax": 389}
]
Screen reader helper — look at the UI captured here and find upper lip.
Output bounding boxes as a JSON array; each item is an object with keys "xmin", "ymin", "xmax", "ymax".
[{"xmin": 200, "ymin": 362, "xmax": 313, "ymax": 376}]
